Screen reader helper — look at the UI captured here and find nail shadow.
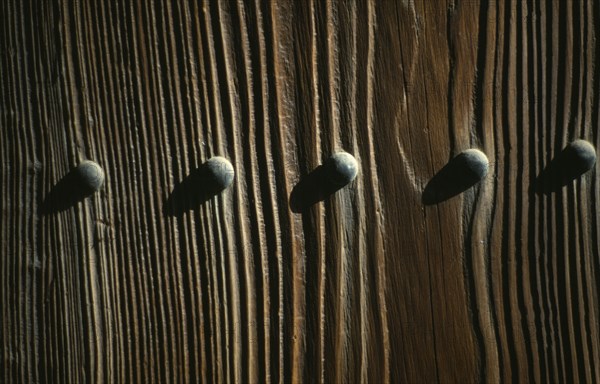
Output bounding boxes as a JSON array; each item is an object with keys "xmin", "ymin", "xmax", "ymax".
[
  {"xmin": 422, "ymin": 156, "xmax": 486, "ymax": 205},
  {"xmin": 289, "ymin": 165, "xmax": 348, "ymax": 213},
  {"xmin": 534, "ymin": 146, "xmax": 595, "ymax": 195},
  {"xmin": 40, "ymin": 169, "xmax": 98, "ymax": 214},
  {"xmin": 164, "ymin": 163, "xmax": 230, "ymax": 217}
]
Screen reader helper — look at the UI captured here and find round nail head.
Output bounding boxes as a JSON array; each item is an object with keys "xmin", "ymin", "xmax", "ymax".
[
  {"xmin": 205, "ymin": 156, "xmax": 235, "ymax": 190},
  {"xmin": 325, "ymin": 152, "xmax": 358, "ymax": 186},
  {"xmin": 458, "ymin": 149, "xmax": 489, "ymax": 181},
  {"xmin": 75, "ymin": 160, "xmax": 105, "ymax": 192},
  {"xmin": 567, "ymin": 139, "xmax": 596, "ymax": 172}
]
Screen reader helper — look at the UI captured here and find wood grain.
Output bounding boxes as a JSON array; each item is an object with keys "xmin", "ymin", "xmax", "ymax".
[{"xmin": 2, "ymin": 0, "xmax": 599, "ymax": 382}]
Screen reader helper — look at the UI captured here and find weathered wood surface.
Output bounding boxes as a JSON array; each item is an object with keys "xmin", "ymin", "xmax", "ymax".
[{"xmin": 2, "ymin": 0, "xmax": 600, "ymax": 382}]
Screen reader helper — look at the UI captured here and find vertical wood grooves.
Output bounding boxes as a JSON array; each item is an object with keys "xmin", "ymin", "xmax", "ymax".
[{"xmin": 2, "ymin": 0, "xmax": 600, "ymax": 382}]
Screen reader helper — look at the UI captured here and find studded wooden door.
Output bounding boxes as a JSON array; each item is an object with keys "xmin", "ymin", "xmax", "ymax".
[{"xmin": 2, "ymin": 0, "xmax": 599, "ymax": 382}]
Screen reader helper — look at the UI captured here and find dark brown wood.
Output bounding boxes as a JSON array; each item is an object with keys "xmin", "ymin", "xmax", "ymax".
[{"xmin": 2, "ymin": 0, "xmax": 600, "ymax": 382}]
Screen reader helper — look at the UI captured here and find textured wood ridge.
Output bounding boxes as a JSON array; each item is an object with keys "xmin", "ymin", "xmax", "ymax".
[{"xmin": 2, "ymin": 0, "xmax": 600, "ymax": 382}]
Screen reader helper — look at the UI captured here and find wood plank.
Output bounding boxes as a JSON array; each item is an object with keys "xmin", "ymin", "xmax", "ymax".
[{"xmin": 1, "ymin": 0, "xmax": 599, "ymax": 382}]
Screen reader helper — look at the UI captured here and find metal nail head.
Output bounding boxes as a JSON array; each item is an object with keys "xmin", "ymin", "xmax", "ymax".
[
  {"xmin": 204, "ymin": 156, "xmax": 235, "ymax": 191},
  {"xmin": 75, "ymin": 160, "xmax": 105, "ymax": 192},
  {"xmin": 566, "ymin": 139, "xmax": 596, "ymax": 174},
  {"xmin": 458, "ymin": 148, "xmax": 489, "ymax": 182},
  {"xmin": 323, "ymin": 152, "xmax": 359, "ymax": 187}
]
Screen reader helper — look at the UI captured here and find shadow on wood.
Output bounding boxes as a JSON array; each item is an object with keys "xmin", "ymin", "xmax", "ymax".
[
  {"xmin": 289, "ymin": 165, "xmax": 344, "ymax": 213},
  {"xmin": 40, "ymin": 169, "xmax": 99, "ymax": 214},
  {"xmin": 290, "ymin": 152, "xmax": 358, "ymax": 213},
  {"xmin": 422, "ymin": 150, "xmax": 488, "ymax": 205},
  {"xmin": 164, "ymin": 160, "xmax": 234, "ymax": 217},
  {"xmin": 534, "ymin": 141, "xmax": 597, "ymax": 195}
]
